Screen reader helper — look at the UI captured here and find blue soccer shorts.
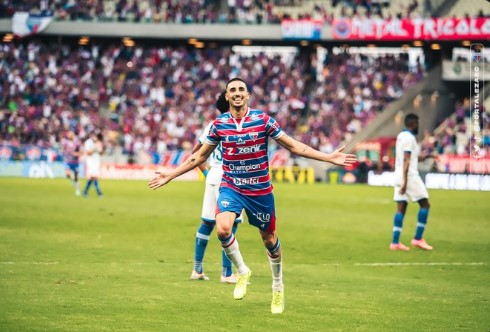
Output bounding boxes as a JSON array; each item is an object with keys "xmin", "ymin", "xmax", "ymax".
[
  {"xmin": 216, "ymin": 187, "xmax": 276, "ymax": 233},
  {"xmin": 66, "ymin": 163, "xmax": 79, "ymax": 173}
]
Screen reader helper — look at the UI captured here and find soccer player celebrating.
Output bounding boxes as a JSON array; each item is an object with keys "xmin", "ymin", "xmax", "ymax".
[
  {"xmin": 390, "ymin": 113, "xmax": 434, "ymax": 251},
  {"xmin": 149, "ymin": 78, "xmax": 357, "ymax": 314},
  {"xmin": 191, "ymin": 91, "xmax": 243, "ymax": 283}
]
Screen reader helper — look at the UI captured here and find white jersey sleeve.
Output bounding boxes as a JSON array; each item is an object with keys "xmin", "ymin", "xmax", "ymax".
[
  {"xmin": 200, "ymin": 122, "xmax": 223, "ymax": 169},
  {"xmin": 394, "ymin": 131, "xmax": 420, "ymax": 185}
]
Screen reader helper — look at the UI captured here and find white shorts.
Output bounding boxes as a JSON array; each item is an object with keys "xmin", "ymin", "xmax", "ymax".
[
  {"xmin": 85, "ymin": 160, "xmax": 100, "ymax": 178},
  {"xmin": 201, "ymin": 168, "xmax": 243, "ymax": 223},
  {"xmin": 393, "ymin": 176, "xmax": 429, "ymax": 202}
]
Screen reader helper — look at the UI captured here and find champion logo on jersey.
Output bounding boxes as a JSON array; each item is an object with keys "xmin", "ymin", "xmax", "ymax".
[{"xmin": 221, "ymin": 200, "xmax": 229, "ymax": 208}]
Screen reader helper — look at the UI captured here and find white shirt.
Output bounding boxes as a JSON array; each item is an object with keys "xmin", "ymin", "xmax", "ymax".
[
  {"xmin": 394, "ymin": 130, "xmax": 420, "ymax": 185},
  {"xmin": 199, "ymin": 122, "xmax": 223, "ymax": 169},
  {"xmin": 199, "ymin": 122, "xmax": 224, "ymax": 185},
  {"xmin": 84, "ymin": 138, "xmax": 102, "ymax": 178}
]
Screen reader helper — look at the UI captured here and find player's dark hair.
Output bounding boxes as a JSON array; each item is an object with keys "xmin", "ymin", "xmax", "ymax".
[
  {"xmin": 226, "ymin": 77, "xmax": 249, "ymax": 91},
  {"xmin": 215, "ymin": 90, "xmax": 228, "ymax": 114},
  {"xmin": 404, "ymin": 113, "xmax": 419, "ymax": 127}
]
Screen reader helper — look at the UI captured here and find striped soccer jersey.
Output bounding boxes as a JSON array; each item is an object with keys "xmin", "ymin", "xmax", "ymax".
[{"xmin": 205, "ymin": 108, "xmax": 284, "ymax": 196}]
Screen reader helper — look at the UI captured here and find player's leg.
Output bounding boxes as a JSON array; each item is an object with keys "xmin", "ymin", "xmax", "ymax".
[
  {"xmin": 260, "ymin": 229, "xmax": 285, "ymax": 314},
  {"xmin": 245, "ymin": 192, "xmax": 284, "ymax": 313},
  {"xmin": 83, "ymin": 177, "xmax": 93, "ymax": 197},
  {"xmin": 216, "ymin": 211, "xmax": 248, "ymax": 274},
  {"xmin": 191, "ymin": 183, "xmax": 216, "ymax": 280},
  {"xmin": 412, "ymin": 198, "xmax": 433, "ymax": 250},
  {"xmin": 220, "ymin": 221, "xmax": 238, "ymax": 283},
  {"xmin": 408, "ymin": 177, "xmax": 433, "ymax": 250},
  {"xmin": 191, "ymin": 221, "xmax": 213, "ymax": 280},
  {"xmin": 215, "ymin": 188, "xmax": 250, "ymax": 299},
  {"xmin": 392, "ymin": 186, "xmax": 410, "ymax": 250},
  {"xmin": 93, "ymin": 177, "xmax": 103, "ymax": 196},
  {"xmin": 73, "ymin": 166, "xmax": 80, "ymax": 196}
]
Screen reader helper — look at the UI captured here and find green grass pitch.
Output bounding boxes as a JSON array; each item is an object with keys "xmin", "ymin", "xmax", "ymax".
[{"xmin": 0, "ymin": 178, "xmax": 489, "ymax": 331}]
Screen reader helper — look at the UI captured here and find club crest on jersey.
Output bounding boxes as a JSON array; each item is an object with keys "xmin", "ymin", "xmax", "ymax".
[
  {"xmin": 268, "ymin": 118, "xmax": 279, "ymax": 130},
  {"xmin": 248, "ymin": 132, "xmax": 258, "ymax": 141},
  {"xmin": 221, "ymin": 200, "xmax": 229, "ymax": 208}
]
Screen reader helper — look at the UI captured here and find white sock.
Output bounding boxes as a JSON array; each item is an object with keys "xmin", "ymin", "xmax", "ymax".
[
  {"xmin": 221, "ymin": 235, "xmax": 248, "ymax": 275},
  {"xmin": 267, "ymin": 254, "xmax": 283, "ymax": 292}
]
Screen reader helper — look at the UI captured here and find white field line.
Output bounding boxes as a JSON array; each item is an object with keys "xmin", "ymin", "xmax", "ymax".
[
  {"xmin": 0, "ymin": 262, "xmax": 486, "ymax": 267},
  {"xmin": 353, "ymin": 262, "xmax": 487, "ymax": 267},
  {"xmin": 0, "ymin": 261, "xmax": 59, "ymax": 265}
]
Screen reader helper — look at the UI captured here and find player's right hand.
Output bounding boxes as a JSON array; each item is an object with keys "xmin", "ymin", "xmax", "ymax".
[
  {"xmin": 148, "ymin": 171, "xmax": 171, "ymax": 190},
  {"xmin": 399, "ymin": 182, "xmax": 407, "ymax": 195}
]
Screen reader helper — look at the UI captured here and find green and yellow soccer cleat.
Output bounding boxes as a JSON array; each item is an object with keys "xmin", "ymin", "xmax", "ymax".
[
  {"xmin": 233, "ymin": 269, "xmax": 251, "ymax": 300},
  {"xmin": 271, "ymin": 290, "xmax": 285, "ymax": 314}
]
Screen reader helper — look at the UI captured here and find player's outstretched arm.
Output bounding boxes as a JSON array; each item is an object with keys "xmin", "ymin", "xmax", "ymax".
[
  {"xmin": 148, "ymin": 143, "xmax": 216, "ymax": 190},
  {"xmin": 276, "ymin": 134, "xmax": 357, "ymax": 167}
]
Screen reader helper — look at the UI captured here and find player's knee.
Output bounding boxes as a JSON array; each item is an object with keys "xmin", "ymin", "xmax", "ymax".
[
  {"xmin": 419, "ymin": 199, "xmax": 430, "ymax": 209},
  {"xmin": 216, "ymin": 228, "xmax": 231, "ymax": 239},
  {"xmin": 260, "ymin": 232, "xmax": 276, "ymax": 248}
]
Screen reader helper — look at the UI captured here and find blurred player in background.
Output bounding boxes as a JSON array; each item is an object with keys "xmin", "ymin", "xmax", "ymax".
[
  {"xmin": 82, "ymin": 132, "xmax": 104, "ymax": 198},
  {"xmin": 149, "ymin": 78, "xmax": 357, "ymax": 314},
  {"xmin": 391, "ymin": 113, "xmax": 433, "ymax": 251},
  {"xmin": 61, "ymin": 130, "xmax": 81, "ymax": 196},
  {"xmin": 191, "ymin": 91, "xmax": 243, "ymax": 284}
]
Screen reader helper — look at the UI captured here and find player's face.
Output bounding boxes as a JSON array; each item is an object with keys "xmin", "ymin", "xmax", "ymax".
[
  {"xmin": 226, "ymin": 81, "xmax": 250, "ymax": 111},
  {"xmin": 413, "ymin": 120, "xmax": 419, "ymax": 135}
]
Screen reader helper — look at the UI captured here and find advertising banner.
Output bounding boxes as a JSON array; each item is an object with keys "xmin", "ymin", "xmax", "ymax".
[
  {"xmin": 281, "ymin": 19, "xmax": 323, "ymax": 40},
  {"xmin": 0, "ymin": 161, "xmax": 66, "ymax": 178},
  {"xmin": 332, "ymin": 17, "xmax": 490, "ymax": 41},
  {"xmin": 436, "ymin": 155, "xmax": 490, "ymax": 174}
]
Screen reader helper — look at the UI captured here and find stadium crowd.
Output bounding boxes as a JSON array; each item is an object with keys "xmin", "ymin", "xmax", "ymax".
[
  {"xmin": 424, "ymin": 99, "xmax": 490, "ymax": 157},
  {"xmin": 300, "ymin": 52, "xmax": 424, "ymax": 153},
  {"xmin": 0, "ymin": 38, "xmax": 433, "ymax": 165},
  {"xmin": 0, "ymin": 40, "xmax": 312, "ymax": 160},
  {"xmin": 3, "ymin": 0, "xmax": 477, "ymax": 24},
  {"xmin": 4, "ymin": 36, "xmax": 488, "ymax": 167}
]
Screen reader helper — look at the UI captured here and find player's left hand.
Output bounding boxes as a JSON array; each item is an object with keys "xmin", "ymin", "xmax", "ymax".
[
  {"xmin": 148, "ymin": 171, "xmax": 172, "ymax": 190},
  {"xmin": 329, "ymin": 146, "xmax": 358, "ymax": 167}
]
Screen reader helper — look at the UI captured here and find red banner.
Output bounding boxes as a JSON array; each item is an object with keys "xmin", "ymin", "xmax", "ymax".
[
  {"xmin": 332, "ymin": 18, "xmax": 490, "ymax": 41},
  {"xmin": 436, "ymin": 155, "xmax": 490, "ymax": 174}
]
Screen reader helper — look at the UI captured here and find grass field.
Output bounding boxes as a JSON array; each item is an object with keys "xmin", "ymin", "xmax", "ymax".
[{"xmin": 0, "ymin": 178, "xmax": 489, "ymax": 331}]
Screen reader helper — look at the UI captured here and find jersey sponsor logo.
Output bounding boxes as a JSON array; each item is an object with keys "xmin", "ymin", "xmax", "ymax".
[
  {"xmin": 229, "ymin": 163, "xmax": 261, "ymax": 172},
  {"xmin": 251, "ymin": 113, "xmax": 260, "ymax": 121},
  {"xmin": 227, "ymin": 144, "xmax": 261, "ymax": 156},
  {"xmin": 236, "ymin": 134, "xmax": 248, "ymax": 145},
  {"xmin": 254, "ymin": 212, "xmax": 271, "ymax": 223},
  {"xmin": 233, "ymin": 177, "xmax": 259, "ymax": 186}
]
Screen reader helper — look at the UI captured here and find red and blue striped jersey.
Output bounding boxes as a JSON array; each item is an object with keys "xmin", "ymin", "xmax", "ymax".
[{"xmin": 205, "ymin": 108, "xmax": 284, "ymax": 196}]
